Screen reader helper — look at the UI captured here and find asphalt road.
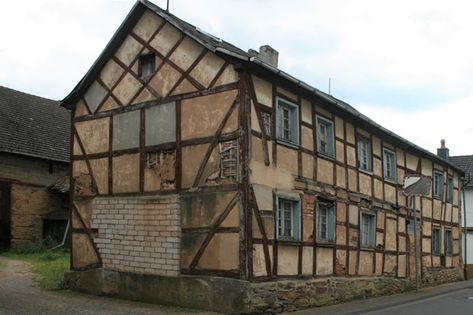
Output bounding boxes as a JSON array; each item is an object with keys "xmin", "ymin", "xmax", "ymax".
[
  {"xmin": 365, "ymin": 288, "xmax": 473, "ymax": 315},
  {"xmin": 0, "ymin": 256, "xmax": 217, "ymax": 315}
]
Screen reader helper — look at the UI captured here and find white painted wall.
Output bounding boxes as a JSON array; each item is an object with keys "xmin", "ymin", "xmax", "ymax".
[{"xmin": 462, "ymin": 187, "xmax": 473, "ymax": 264}]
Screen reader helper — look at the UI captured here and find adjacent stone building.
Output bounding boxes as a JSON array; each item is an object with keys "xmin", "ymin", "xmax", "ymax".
[
  {"xmin": 62, "ymin": 1, "xmax": 464, "ymax": 313},
  {"xmin": 0, "ymin": 86, "xmax": 70, "ymax": 249}
]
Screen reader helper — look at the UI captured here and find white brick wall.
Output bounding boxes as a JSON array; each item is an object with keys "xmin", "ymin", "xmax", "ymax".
[{"xmin": 91, "ymin": 195, "xmax": 180, "ymax": 276}]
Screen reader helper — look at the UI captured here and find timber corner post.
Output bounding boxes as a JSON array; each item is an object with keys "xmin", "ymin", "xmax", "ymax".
[{"xmin": 237, "ymin": 65, "xmax": 253, "ymax": 281}]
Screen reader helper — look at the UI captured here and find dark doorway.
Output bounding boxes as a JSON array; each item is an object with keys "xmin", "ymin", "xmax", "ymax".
[{"xmin": 0, "ymin": 182, "xmax": 11, "ymax": 251}]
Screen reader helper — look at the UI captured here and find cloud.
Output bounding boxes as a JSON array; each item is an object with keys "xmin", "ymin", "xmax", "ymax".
[
  {"xmin": 357, "ymin": 93, "xmax": 473, "ymax": 156},
  {"xmin": 1, "ymin": 0, "xmax": 472, "ymax": 156}
]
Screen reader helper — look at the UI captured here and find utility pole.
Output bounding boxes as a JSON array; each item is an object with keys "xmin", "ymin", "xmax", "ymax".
[
  {"xmin": 412, "ymin": 196, "xmax": 419, "ymax": 292},
  {"xmin": 403, "ymin": 175, "xmax": 431, "ymax": 293}
]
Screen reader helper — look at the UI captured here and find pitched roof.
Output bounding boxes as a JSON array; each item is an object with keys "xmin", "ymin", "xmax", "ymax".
[
  {"xmin": 60, "ymin": 0, "xmax": 463, "ymax": 174},
  {"xmin": 450, "ymin": 155, "xmax": 473, "ymax": 182},
  {"xmin": 0, "ymin": 86, "xmax": 70, "ymax": 162}
]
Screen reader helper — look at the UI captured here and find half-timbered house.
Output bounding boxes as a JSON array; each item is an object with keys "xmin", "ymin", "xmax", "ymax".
[{"xmin": 62, "ymin": 1, "xmax": 464, "ymax": 312}]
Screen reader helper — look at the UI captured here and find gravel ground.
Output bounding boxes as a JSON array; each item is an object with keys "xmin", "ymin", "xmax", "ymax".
[{"xmin": 0, "ymin": 256, "xmax": 220, "ymax": 315}]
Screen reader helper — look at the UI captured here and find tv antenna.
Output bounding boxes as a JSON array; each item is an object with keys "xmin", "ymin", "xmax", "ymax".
[{"xmin": 166, "ymin": 0, "xmax": 170, "ymax": 12}]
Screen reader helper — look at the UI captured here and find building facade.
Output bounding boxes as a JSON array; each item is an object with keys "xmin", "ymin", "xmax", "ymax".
[
  {"xmin": 449, "ymin": 151, "xmax": 473, "ymax": 276},
  {"xmin": 0, "ymin": 86, "xmax": 70, "ymax": 249},
  {"xmin": 62, "ymin": 1, "xmax": 464, "ymax": 313}
]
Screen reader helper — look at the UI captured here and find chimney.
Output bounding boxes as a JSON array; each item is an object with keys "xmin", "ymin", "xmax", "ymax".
[
  {"xmin": 248, "ymin": 45, "xmax": 279, "ymax": 68},
  {"xmin": 437, "ymin": 139, "xmax": 449, "ymax": 159}
]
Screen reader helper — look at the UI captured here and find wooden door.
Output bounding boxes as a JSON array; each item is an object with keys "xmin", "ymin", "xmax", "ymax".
[{"xmin": 0, "ymin": 182, "xmax": 10, "ymax": 250}]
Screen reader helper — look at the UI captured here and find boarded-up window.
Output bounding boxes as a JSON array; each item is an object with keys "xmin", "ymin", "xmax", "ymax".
[
  {"xmin": 219, "ymin": 140, "xmax": 238, "ymax": 180},
  {"xmin": 145, "ymin": 102, "xmax": 176, "ymax": 146},
  {"xmin": 113, "ymin": 110, "xmax": 140, "ymax": 150},
  {"xmin": 261, "ymin": 111, "xmax": 272, "ymax": 137}
]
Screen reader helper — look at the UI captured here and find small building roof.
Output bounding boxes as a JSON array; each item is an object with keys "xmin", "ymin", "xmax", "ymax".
[
  {"xmin": 60, "ymin": 0, "xmax": 463, "ymax": 174},
  {"xmin": 0, "ymin": 86, "xmax": 70, "ymax": 162},
  {"xmin": 450, "ymin": 155, "xmax": 473, "ymax": 184}
]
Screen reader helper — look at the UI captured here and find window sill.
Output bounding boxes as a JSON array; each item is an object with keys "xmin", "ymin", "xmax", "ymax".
[
  {"xmin": 384, "ymin": 177, "xmax": 397, "ymax": 184},
  {"xmin": 276, "ymin": 239, "xmax": 301, "ymax": 246},
  {"xmin": 317, "ymin": 152, "xmax": 335, "ymax": 161},
  {"xmin": 316, "ymin": 240, "xmax": 335, "ymax": 247},
  {"xmin": 360, "ymin": 246, "xmax": 376, "ymax": 251},
  {"xmin": 276, "ymin": 139, "xmax": 300, "ymax": 150},
  {"xmin": 359, "ymin": 168, "xmax": 373, "ymax": 176}
]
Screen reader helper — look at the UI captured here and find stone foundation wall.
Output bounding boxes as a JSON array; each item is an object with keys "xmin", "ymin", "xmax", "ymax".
[
  {"xmin": 422, "ymin": 266, "xmax": 464, "ymax": 287},
  {"xmin": 65, "ymin": 268, "xmax": 417, "ymax": 314},
  {"xmin": 248, "ymin": 277, "xmax": 412, "ymax": 313},
  {"xmin": 91, "ymin": 195, "xmax": 180, "ymax": 276}
]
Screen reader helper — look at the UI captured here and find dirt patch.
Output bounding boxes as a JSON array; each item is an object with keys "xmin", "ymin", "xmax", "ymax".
[{"xmin": 0, "ymin": 256, "xmax": 219, "ymax": 315}]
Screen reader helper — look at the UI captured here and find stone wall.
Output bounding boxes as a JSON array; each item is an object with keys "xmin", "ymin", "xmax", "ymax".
[
  {"xmin": 0, "ymin": 152, "xmax": 68, "ymax": 186},
  {"xmin": 249, "ymin": 277, "xmax": 412, "ymax": 313},
  {"xmin": 422, "ymin": 266, "xmax": 464, "ymax": 286},
  {"xmin": 10, "ymin": 183, "xmax": 64, "ymax": 247},
  {"xmin": 91, "ymin": 195, "xmax": 180, "ymax": 276}
]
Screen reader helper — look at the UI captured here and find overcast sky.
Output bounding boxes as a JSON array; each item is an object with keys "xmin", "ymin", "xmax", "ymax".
[{"xmin": 1, "ymin": 0, "xmax": 473, "ymax": 156}]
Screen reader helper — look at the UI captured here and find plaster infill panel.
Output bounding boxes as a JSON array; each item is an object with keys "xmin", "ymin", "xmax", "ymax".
[
  {"xmin": 112, "ymin": 153, "xmax": 140, "ymax": 193},
  {"xmin": 190, "ymin": 51, "xmax": 225, "ymax": 88},
  {"xmin": 316, "ymin": 247, "xmax": 334, "ymax": 275},
  {"xmin": 213, "ymin": 64, "xmax": 238, "ymax": 87},
  {"xmin": 75, "ymin": 117, "xmax": 110, "ymax": 154},
  {"xmin": 132, "ymin": 9, "xmax": 163, "ymax": 42},
  {"xmin": 198, "ymin": 233, "xmax": 239, "ymax": 270},
  {"xmin": 278, "ymin": 245, "xmax": 299, "ymax": 275},
  {"xmin": 252, "ymin": 75, "xmax": 272, "ymax": 107},
  {"xmin": 181, "ymin": 89, "xmax": 238, "ymax": 140},
  {"xmin": 181, "ymin": 192, "xmax": 237, "ymax": 229},
  {"xmin": 72, "ymin": 233, "xmax": 99, "ymax": 269},
  {"xmin": 277, "ymin": 145, "xmax": 298, "ymax": 175}
]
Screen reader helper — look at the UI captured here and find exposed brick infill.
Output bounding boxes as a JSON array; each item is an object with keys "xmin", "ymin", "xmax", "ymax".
[{"xmin": 91, "ymin": 195, "xmax": 180, "ymax": 276}]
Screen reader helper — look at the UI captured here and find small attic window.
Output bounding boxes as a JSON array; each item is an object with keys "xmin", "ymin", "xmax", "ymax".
[{"xmin": 139, "ymin": 54, "xmax": 155, "ymax": 80}]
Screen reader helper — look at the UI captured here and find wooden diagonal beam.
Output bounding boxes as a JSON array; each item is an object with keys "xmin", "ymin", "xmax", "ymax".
[{"xmin": 189, "ymin": 192, "xmax": 240, "ymax": 270}]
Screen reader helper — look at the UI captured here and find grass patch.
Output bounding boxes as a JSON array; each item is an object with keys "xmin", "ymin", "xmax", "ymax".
[{"xmin": 3, "ymin": 244, "xmax": 69, "ymax": 290}]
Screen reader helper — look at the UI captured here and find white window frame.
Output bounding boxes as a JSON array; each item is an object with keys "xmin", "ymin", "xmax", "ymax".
[
  {"xmin": 276, "ymin": 196, "xmax": 301, "ymax": 241},
  {"xmin": 383, "ymin": 148, "xmax": 396, "ymax": 182},
  {"xmin": 360, "ymin": 210, "xmax": 376, "ymax": 248},
  {"xmin": 316, "ymin": 116, "xmax": 335, "ymax": 158},
  {"xmin": 316, "ymin": 201, "xmax": 336, "ymax": 243},
  {"xmin": 276, "ymin": 97, "xmax": 299, "ymax": 146},
  {"xmin": 433, "ymin": 171, "xmax": 444, "ymax": 199},
  {"xmin": 358, "ymin": 136, "xmax": 372, "ymax": 172}
]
